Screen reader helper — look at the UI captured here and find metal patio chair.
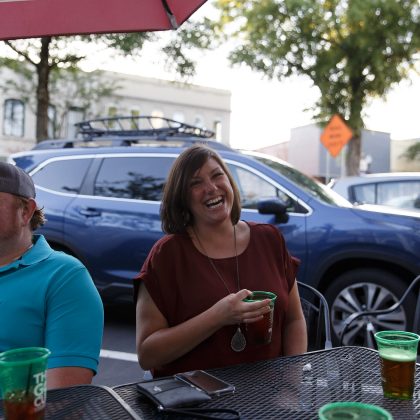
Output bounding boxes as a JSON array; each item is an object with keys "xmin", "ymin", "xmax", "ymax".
[{"xmin": 297, "ymin": 281, "xmax": 333, "ymax": 351}]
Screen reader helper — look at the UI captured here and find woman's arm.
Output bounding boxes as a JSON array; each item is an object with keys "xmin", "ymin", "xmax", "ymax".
[
  {"xmin": 282, "ymin": 281, "xmax": 308, "ymax": 356},
  {"xmin": 135, "ymin": 283, "xmax": 271, "ymax": 370}
]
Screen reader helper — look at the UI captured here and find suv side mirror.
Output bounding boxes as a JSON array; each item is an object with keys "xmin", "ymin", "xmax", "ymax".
[{"xmin": 257, "ymin": 198, "xmax": 289, "ymax": 224}]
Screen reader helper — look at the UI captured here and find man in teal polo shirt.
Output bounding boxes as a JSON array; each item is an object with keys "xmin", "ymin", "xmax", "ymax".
[{"xmin": 0, "ymin": 162, "xmax": 104, "ymax": 389}]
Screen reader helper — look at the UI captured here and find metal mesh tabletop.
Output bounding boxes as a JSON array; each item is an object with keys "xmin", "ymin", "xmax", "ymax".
[
  {"xmin": 113, "ymin": 346, "xmax": 420, "ymax": 419},
  {"xmin": 1, "ymin": 384, "xmax": 141, "ymax": 419}
]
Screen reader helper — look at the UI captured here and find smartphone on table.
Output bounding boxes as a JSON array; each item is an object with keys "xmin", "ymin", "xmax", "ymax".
[{"xmin": 175, "ymin": 370, "xmax": 235, "ymax": 397}]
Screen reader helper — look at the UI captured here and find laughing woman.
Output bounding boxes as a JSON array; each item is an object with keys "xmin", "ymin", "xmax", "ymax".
[{"xmin": 134, "ymin": 145, "xmax": 307, "ymax": 377}]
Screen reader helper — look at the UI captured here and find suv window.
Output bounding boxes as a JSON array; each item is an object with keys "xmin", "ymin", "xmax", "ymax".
[
  {"xmin": 253, "ymin": 154, "xmax": 351, "ymax": 207},
  {"xmin": 94, "ymin": 156, "xmax": 174, "ymax": 201},
  {"xmin": 228, "ymin": 163, "xmax": 298, "ymax": 211},
  {"xmin": 31, "ymin": 158, "xmax": 91, "ymax": 193}
]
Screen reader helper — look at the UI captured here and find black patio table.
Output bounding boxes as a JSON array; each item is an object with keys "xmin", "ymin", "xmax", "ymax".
[
  {"xmin": 113, "ymin": 346, "xmax": 420, "ymax": 419},
  {"xmin": 0, "ymin": 384, "xmax": 142, "ymax": 419}
]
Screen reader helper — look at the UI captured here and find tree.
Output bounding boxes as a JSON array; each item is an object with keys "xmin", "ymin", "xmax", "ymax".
[
  {"xmin": 214, "ymin": 0, "xmax": 420, "ymax": 175},
  {"xmin": 0, "ymin": 22, "xmax": 213, "ymax": 142},
  {"xmin": 1, "ymin": 36, "xmax": 108, "ymax": 141},
  {"xmin": 402, "ymin": 142, "xmax": 420, "ymax": 161},
  {"xmin": 0, "ymin": 58, "xmax": 118, "ymax": 138}
]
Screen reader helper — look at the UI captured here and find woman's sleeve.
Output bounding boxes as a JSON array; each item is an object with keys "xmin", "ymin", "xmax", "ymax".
[
  {"xmin": 267, "ymin": 224, "xmax": 300, "ymax": 292},
  {"xmin": 133, "ymin": 239, "xmax": 171, "ymax": 320}
]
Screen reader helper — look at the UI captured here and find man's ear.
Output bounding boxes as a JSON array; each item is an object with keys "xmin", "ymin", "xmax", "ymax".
[{"xmin": 21, "ymin": 198, "xmax": 37, "ymax": 226}]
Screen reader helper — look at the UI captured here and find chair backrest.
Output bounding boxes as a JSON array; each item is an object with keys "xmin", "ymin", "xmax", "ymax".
[
  {"xmin": 339, "ymin": 274, "xmax": 420, "ymax": 347},
  {"xmin": 297, "ymin": 281, "xmax": 332, "ymax": 351}
]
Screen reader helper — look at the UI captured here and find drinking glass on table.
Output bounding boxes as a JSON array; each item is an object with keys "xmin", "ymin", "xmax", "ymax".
[
  {"xmin": 319, "ymin": 402, "xmax": 393, "ymax": 419},
  {"xmin": 374, "ymin": 330, "xmax": 419, "ymax": 400},
  {"xmin": 0, "ymin": 347, "xmax": 50, "ymax": 420}
]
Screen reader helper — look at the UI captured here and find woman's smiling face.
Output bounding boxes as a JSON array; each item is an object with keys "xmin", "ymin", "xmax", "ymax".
[{"xmin": 188, "ymin": 157, "xmax": 234, "ymax": 227}]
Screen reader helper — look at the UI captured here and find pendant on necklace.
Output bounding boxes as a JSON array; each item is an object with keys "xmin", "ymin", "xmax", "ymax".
[{"xmin": 231, "ymin": 326, "xmax": 246, "ymax": 352}]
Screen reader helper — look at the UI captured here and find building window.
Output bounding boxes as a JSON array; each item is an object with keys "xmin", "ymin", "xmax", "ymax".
[
  {"xmin": 107, "ymin": 105, "xmax": 118, "ymax": 128},
  {"xmin": 130, "ymin": 109, "xmax": 141, "ymax": 129},
  {"xmin": 48, "ymin": 105, "xmax": 57, "ymax": 138},
  {"xmin": 151, "ymin": 110, "xmax": 164, "ymax": 128},
  {"xmin": 213, "ymin": 120, "xmax": 222, "ymax": 141},
  {"xmin": 66, "ymin": 107, "xmax": 85, "ymax": 138},
  {"xmin": 3, "ymin": 99, "xmax": 25, "ymax": 137}
]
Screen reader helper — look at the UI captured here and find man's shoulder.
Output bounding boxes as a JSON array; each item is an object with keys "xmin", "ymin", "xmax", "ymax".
[
  {"xmin": 50, "ymin": 250, "xmax": 87, "ymax": 272},
  {"xmin": 33, "ymin": 235, "xmax": 84, "ymax": 266}
]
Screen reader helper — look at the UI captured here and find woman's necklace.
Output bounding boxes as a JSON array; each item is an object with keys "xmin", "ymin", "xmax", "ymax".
[{"xmin": 193, "ymin": 224, "xmax": 246, "ymax": 352}]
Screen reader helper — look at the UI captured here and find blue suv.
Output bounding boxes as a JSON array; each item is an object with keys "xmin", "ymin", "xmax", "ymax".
[{"xmin": 9, "ymin": 116, "xmax": 420, "ymax": 347}]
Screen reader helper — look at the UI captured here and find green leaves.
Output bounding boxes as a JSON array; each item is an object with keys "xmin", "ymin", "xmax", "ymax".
[{"xmin": 402, "ymin": 142, "xmax": 420, "ymax": 161}]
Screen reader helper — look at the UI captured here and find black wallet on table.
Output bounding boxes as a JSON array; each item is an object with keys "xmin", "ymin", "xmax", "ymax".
[
  {"xmin": 136, "ymin": 376, "xmax": 211, "ymax": 408},
  {"xmin": 136, "ymin": 376, "xmax": 240, "ymax": 419}
]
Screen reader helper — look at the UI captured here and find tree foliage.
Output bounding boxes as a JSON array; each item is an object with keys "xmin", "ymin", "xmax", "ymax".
[
  {"xmin": 214, "ymin": 0, "xmax": 420, "ymax": 175},
  {"xmin": 402, "ymin": 142, "xmax": 420, "ymax": 161}
]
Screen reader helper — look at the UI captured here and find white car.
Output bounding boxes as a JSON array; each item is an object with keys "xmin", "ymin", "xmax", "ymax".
[{"xmin": 328, "ymin": 172, "xmax": 420, "ymax": 212}]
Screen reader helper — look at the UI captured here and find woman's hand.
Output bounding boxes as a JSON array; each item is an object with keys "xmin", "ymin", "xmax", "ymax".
[{"xmin": 212, "ymin": 289, "xmax": 272, "ymax": 326}]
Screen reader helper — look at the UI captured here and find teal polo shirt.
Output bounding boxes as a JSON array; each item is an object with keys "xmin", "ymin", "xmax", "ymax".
[{"xmin": 0, "ymin": 235, "xmax": 104, "ymax": 374}]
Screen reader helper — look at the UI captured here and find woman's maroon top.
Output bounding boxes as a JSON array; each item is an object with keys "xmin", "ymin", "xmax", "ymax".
[{"xmin": 134, "ymin": 222, "xmax": 300, "ymax": 377}]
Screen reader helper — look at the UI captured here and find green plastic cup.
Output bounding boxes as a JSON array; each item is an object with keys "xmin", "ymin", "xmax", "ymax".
[
  {"xmin": 374, "ymin": 330, "xmax": 419, "ymax": 400},
  {"xmin": 243, "ymin": 291, "xmax": 277, "ymax": 345},
  {"xmin": 0, "ymin": 347, "xmax": 51, "ymax": 420},
  {"xmin": 318, "ymin": 402, "xmax": 393, "ymax": 419}
]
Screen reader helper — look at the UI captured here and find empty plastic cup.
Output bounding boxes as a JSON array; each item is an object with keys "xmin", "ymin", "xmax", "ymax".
[
  {"xmin": 374, "ymin": 330, "xmax": 419, "ymax": 400},
  {"xmin": 0, "ymin": 347, "xmax": 50, "ymax": 420},
  {"xmin": 318, "ymin": 402, "xmax": 393, "ymax": 419}
]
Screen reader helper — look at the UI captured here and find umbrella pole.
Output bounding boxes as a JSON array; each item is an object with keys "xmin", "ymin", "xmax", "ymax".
[{"xmin": 160, "ymin": 0, "xmax": 179, "ymax": 29}]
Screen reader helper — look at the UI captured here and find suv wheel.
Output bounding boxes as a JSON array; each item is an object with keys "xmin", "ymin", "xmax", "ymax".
[{"xmin": 324, "ymin": 269, "xmax": 415, "ymax": 347}]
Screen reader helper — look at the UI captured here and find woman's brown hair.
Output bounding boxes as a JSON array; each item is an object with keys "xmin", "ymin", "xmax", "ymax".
[{"xmin": 160, "ymin": 145, "xmax": 242, "ymax": 234}]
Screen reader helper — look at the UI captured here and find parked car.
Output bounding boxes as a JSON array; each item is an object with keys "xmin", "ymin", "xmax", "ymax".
[
  {"xmin": 328, "ymin": 173, "xmax": 420, "ymax": 212},
  {"xmin": 9, "ymin": 116, "xmax": 420, "ymax": 347}
]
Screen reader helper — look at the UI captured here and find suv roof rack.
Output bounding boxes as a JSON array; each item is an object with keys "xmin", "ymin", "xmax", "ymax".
[
  {"xmin": 32, "ymin": 115, "xmax": 234, "ymax": 150},
  {"xmin": 76, "ymin": 115, "xmax": 215, "ymax": 139}
]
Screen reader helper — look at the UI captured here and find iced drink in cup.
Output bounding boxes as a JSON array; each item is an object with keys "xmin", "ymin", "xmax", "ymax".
[
  {"xmin": 318, "ymin": 402, "xmax": 393, "ymax": 419},
  {"xmin": 0, "ymin": 347, "xmax": 50, "ymax": 420},
  {"xmin": 374, "ymin": 330, "xmax": 419, "ymax": 400},
  {"xmin": 243, "ymin": 291, "xmax": 277, "ymax": 345}
]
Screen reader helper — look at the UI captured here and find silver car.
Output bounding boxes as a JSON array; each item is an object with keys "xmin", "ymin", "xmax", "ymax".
[{"xmin": 328, "ymin": 172, "xmax": 420, "ymax": 212}]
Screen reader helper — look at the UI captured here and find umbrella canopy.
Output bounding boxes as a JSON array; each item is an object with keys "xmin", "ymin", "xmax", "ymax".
[{"xmin": 0, "ymin": 0, "xmax": 207, "ymax": 41}]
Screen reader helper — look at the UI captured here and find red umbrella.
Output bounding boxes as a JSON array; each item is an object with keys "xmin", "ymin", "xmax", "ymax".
[{"xmin": 0, "ymin": 0, "xmax": 207, "ymax": 41}]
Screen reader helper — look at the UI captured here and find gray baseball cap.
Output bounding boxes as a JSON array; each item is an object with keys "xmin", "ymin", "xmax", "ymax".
[{"xmin": 0, "ymin": 162, "xmax": 36, "ymax": 199}]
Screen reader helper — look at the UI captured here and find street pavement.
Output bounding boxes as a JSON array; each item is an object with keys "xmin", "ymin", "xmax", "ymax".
[{"xmin": 92, "ymin": 304, "xmax": 144, "ymax": 387}]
